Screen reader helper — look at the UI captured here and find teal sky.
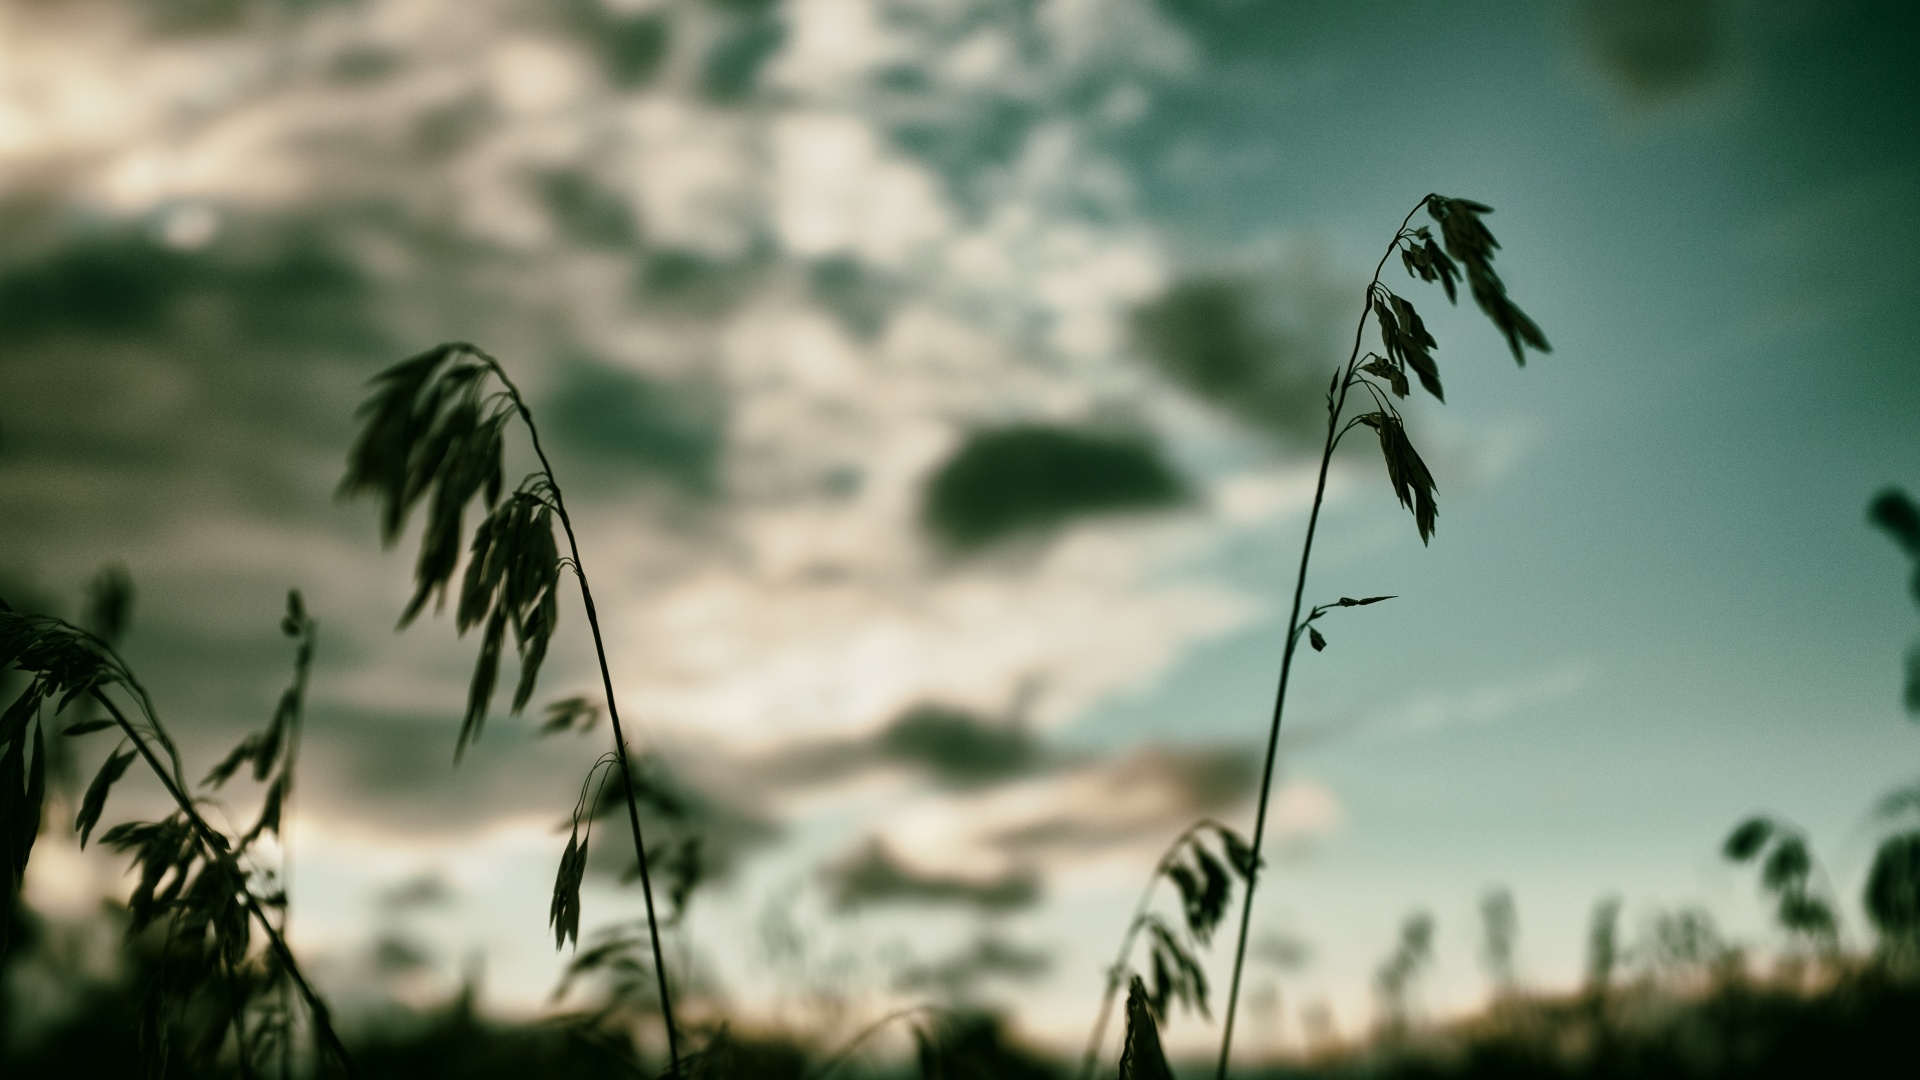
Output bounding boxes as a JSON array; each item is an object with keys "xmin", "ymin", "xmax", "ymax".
[
  {"xmin": 1063, "ymin": 0, "xmax": 1920, "ymax": 1035},
  {"xmin": 3, "ymin": 0, "xmax": 1919, "ymax": 1059}
]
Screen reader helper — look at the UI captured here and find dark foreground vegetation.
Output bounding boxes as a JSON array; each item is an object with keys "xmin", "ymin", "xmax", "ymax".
[{"xmin": 7, "ymin": 901, "xmax": 1920, "ymax": 1080}]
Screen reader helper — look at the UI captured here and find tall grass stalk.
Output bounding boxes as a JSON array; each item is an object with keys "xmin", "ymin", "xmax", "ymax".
[
  {"xmin": 340, "ymin": 343, "xmax": 683, "ymax": 1075},
  {"xmin": 1211, "ymin": 194, "xmax": 1549, "ymax": 1078}
]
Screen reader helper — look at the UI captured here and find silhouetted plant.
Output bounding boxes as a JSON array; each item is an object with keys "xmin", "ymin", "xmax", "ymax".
[
  {"xmin": 910, "ymin": 1011, "xmax": 1057, "ymax": 1080},
  {"xmin": 1479, "ymin": 887, "xmax": 1520, "ymax": 999},
  {"xmin": 1582, "ymin": 895, "xmax": 1622, "ymax": 1037},
  {"xmin": 1867, "ymin": 487, "xmax": 1920, "ymax": 713},
  {"xmin": 1373, "ymin": 912, "xmax": 1436, "ymax": 1038},
  {"xmin": 0, "ymin": 590, "xmax": 353, "ymax": 1077},
  {"xmin": 1077, "ymin": 819, "xmax": 1254, "ymax": 1080},
  {"xmin": 1863, "ymin": 488, "xmax": 1920, "ymax": 962},
  {"xmin": 1867, "ymin": 785, "xmax": 1920, "ymax": 958},
  {"xmin": 339, "ymin": 342, "xmax": 685, "ymax": 1075},
  {"xmin": 1212, "ymin": 194, "xmax": 1550, "ymax": 1079},
  {"xmin": 1722, "ymin": 816, "xmax": 1840, "ymax": 957},
  {"xmin": 1865, "ymin": 831, "xmax": 1920, "ymax": 959},
  {"xmin": 546, "ymin": 752, "xmax": 709, "ymax": 1042},
  {"xmin": 39, "ymin": 567, "xmax": 137, "ymax": 809},
  {"xmin": 1639, "ymin": 906, "xmax": 1735, "ymax": 986},
  {"xmin": 1116, "ymin": 977, "xmax": 1173, "ymax": 1080},
  {"xmin": 805, "ymin": 1004, "xmax": 942, "ymax": 1080}
]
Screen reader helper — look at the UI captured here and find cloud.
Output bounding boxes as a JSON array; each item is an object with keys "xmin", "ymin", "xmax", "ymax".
[
  {"xmin": 1131, "ymin": 275, "xmax": 1330, "ymax": 448},
  {"xmin": 1377, "ymin": 662, "xmax": 1594, "ymax": 735},
  {"xmin": 543, "ymin": 359, "xmax": 726, "ymax": 494},
  {"xmin": 823, "ymin": 838, "xmax": 1042, "ymax": 912},
  {"xmin": 889, "ymin": 744, "xmax": 1262, "ymax": 864},
  {"xmin": 296, "ymin": 708, "xmax": 779, "ymax": 886},
  {"xmin": 532, "ymin": 168, "xmax": 641, "ymax": 250},
  {"xmin": 3, "ymin": 0, "xmax": 1271, "ymax": 766},
  {"xmin": 921, "ymin": 423, "xmax": 1189, "ymax": 553},
  {"xmin": 893, "ymin": 935, "xmax": 1053, "ymax": 997},
  {"xmin": 0, "ymin": 0, "xmax": 1310, "ymax": 1016},
  {"xmin": 730, "ymin": 695, "xmax": 1047, "ymax": 794},
  {"xmin": 874, "ymin": 702, "xmax": 1043, "ymax": 789},
  {"xmin": 586, "ymin": 751, "xmax": 784, "ymax": 888},
  {"xmin": 565, "ymin": 2, "xmax": 672, "ymax": 92},
  {"xmin": 700, "ymin": 0, "xmax": 789, "ymax": 104},
  {"xmin": 1268, "ymin": 777, "xmax": 1342, "ymax": 838},
  {"xmin": 1571, "ymin": 0, "xmax": 1729, "ymax": 103}
]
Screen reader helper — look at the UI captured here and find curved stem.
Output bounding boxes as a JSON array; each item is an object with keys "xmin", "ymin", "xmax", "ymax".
[
  {"xmin": 279, "ymin": 623, "xmax": 310, "ymax": 1080},
  {"xmin": 1212, "ymin": 198, "xmax": 1431, "ymax": 1080},
  {"xmin": 808, "ymin": 1004, "xmax": 942, "ymax": 1080},
  {"xmin": 478, "ymin": 353, "xmax": 684, "ymax": 1078},
  {"xmin": 90, "ymin": 689, "xmax": 359, "ymax": 1078},
  {"xmin": 1078, "ymin": 818, "xmax": 1225, "ymax": 1080}
]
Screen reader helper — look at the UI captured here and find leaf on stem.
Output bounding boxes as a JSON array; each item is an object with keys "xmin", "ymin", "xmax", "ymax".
[
  {"xmin": 1871, "ymin": 488, "xmax": 1920, "ymax": 556},
  {"xmin": 1375, "ymin": 292, "xmax": 1444, "ymax": 402},
  {"xmin": 1143, "ymin": 916, "xmax": 1210, "ymax": 1020},
  {"xmin": 456, "ymin": 493, "xmax": 564, "ymax": 750},
  {"xmin": 1360, "ymin": 358, "xmax": 1409, "ymax": 398},
  {"xmin": 282, "ymin": 589, "xmax": 307, "ymax": 636},
  {"xmin": 460, "ymin": 607, "xmax": 509, "ymax": 760},
  {"xmin": 1402, "ymin": 229, "xmax": 1461, "ymax": 304},
  {"xmin": 1723, "ymin": 817, "xmax": 1773, "ymax": 861},
  {"xmin": 1762, "ymin": 836, "xmax": 1811, "ymax": 891},
  {"xmin": 0, "ymin": 684, "xmax": 43, "ymax": 746},
  {"xmin": 22, "ymin": 723, "xmax": 45, "ymax": 871},
  {"xmin": 339, "ymin": 344, "xmax": 513, "ymax": 624},
  {"xmin": 1337, "ymin": 595, "xmax": 1395, "ymax": 607},
  {"xmin": 1779, "ymin": 893, "xmax": 1837, "ymax": 939},
  {"xmin": 657, "ymin": 835, "xmax": 705, "ymax": 924},
  {"xmin": 2, "ymin": 718, "xmax": 48, "ymax": 899},
  {"xmin": 1209, "ymin": 823, "xmax": 1259, "ymax": 880},
  {"xmin": 1427, "ymin": 197, "xmax": 1551, "ymax": 365},
  {"xmin": 76, "ymin": 747, "xmax": 135, "ymax": 848},
  {"xmin": 202, "ymin": 735, "xmax": 262, "ymax": 789},
  {"xmin": 1357, "ymin": 412, "xmax": 1439, "ymax": 543},
  {"xmin": 241, "ymin": 774, "xmax": 289, "ymax": 848},
  {"xmin": 1389, "ymin": 294, "xmax": 1444, "ymax": 401},
  {"xmin": 550, "ymin": 826, "xmax": 589, "ymax": 950},
  {"xmin": 540, "ymin": 696, "xmax": 602, "ymax": 735},
  {"xmin": 1186, "ymin": 842, "xmax": 1231, "ymax": 943},
  {"xmin": 1865, "ymin": 832, "xmax": 1920, "ymax": 942},
  {"xmin": 1118, "ymin": 976, "xmax": 1174, "ymax": 1080},
  {"xmin": 1308, "ymin": 627, "xmax": 1327, "ymax": 652}
]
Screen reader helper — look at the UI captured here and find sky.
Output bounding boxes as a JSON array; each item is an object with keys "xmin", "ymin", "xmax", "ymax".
[{"xmin": 3, "ymin": 0, "xmax": 1919, "ymax": 1062}]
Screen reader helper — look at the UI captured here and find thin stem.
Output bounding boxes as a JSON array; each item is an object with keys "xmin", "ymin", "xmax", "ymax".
[
  {"xmin": 808, "ymin": 1004, "xmax": 942, "ymax": 1080},
  {"xmin": 1079, "ymin": 912, "xmax": 1151, "ymax": 1080},
  {"xmin": 90, "ymin": 689, "xmax": 360, "ymax": 1079},
  {"xmin": 1212, "ymin": 199, "xmax": 1430, "ymax": 1080},
  {"xmin": 277, "ymin": 624, "xmax": 309, "ymax": 1080},
  {"xmin": 478, "ymin": 353, "xmax": 684, "ymax": 1078}
]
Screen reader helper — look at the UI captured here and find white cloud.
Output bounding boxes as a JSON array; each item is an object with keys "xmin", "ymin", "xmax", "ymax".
[{"xmin": 1380, "ymin": 661, "xmax": 1596, "ymax": 734}]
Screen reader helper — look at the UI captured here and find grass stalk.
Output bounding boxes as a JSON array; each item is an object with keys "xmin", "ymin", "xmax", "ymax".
[
  {"xmin": 1213, "ymin": 195, "xmax": 1506, "ymax": 1078},
  {"xmin": 471, "ymin": 350, "xmax": 684, "ymax": 1077}
]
